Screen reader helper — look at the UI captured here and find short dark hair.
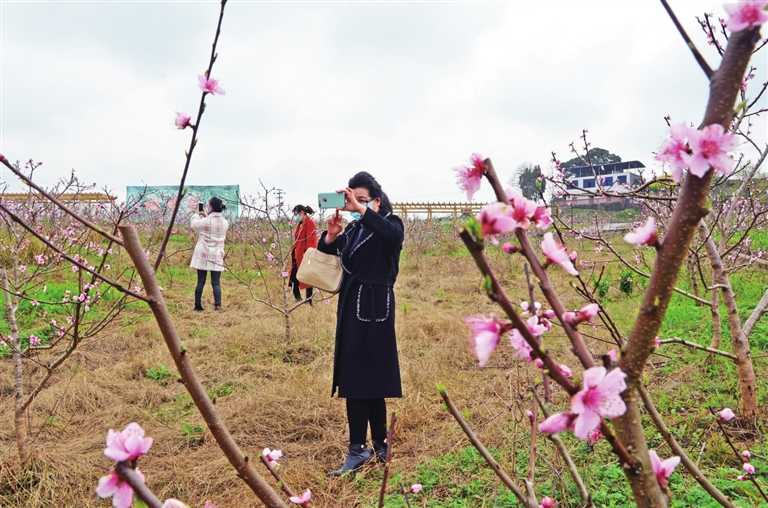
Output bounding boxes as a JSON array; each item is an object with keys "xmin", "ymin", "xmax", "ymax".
[
  {"xmin": 292, "ymin": 204, "xmax": 315, "ymax": 215},
  {"xmin": 348, "ymin": 172, "xmax": 392, "ymax": 214},
  {"xmin": 209, "ymin": 196, "xmax": 226, "ymax": 213}
]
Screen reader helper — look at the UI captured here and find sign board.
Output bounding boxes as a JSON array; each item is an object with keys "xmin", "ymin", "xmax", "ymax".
[{"xmin": 126, "ymin": 185, "xmax": 240, "ymax": 221}]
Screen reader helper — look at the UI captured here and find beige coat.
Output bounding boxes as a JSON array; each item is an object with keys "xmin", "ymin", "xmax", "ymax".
[{"xmin": 190, "ymin": 212, "xmax": 229, "ymax": 272}]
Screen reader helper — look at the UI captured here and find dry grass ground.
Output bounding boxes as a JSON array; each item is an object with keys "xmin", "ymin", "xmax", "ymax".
[{"xmin": 1, "ymin": 228, "xmax": 766, "ymax": 507}]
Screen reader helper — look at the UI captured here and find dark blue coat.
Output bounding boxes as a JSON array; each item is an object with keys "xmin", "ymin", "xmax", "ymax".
[{"xmin": 318, "ymin": 210, "xmax": 404, "ymax": 398}]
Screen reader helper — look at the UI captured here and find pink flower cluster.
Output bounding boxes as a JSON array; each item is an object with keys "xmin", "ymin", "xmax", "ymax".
[
  {"xmin": 539, "ymin": 366, "xmax": 627, "ymax": 440},
  {"xmin": 539, "ymin": 496, "xmax": 558, "ymax": 508},
  {"xmin": 97, "ymin": 423, "xmax": 153, "ymax": 507},
  {"xmin": 262, "ymin": 447, "xmax": 283, "ymax": 464},
  {"xmin": 198, "ymin": 73, "xmax": 225, "ymax": 95},
  {"xmin": 455, "ymin": 153, "xmax": 486, "ymax": 200},
  {"xmin": 289, "ymin": 489, "xmax": 312, "ymax": 505},
  {"xmin": 624, "ymin": 217, "xmax": 659, "ymax": 248},
  {"xmin": 563, "ymin": 303, "xmax": 599, "ymax": 326},
  {"xmin": 725, "ymin": 0, "xmax": 768, "ymax": 32},
  {"xmin": 475, "ymin": 192, "xmax": 551, "ymax": 244},
  {"xmin": 656, "ymin": 123, "xmax": 737, "ymax": 182},
  {"xmin": 649, "ymin": 450, "xmax": 680, "ymax": 489},
  {"xmin": 541, "ymin": 233, "xmax": 578, "ymax": 276}
]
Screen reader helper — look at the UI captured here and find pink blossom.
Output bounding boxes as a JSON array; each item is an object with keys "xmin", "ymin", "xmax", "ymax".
[
  {"xmin": 743, "ymin": 462, "xmax": 756, "ymax": 475},
  {"xmin": 653, "ymin": 336, "xmax": 662, "ymax": 348},
  {"xmin": 34, "ymin": 254, "xmax": 46, "ymax": 265},
  {"xmin": 96, "ymin": 469, "xmax": 144, "ymax": 508},
  {"xmin": 18, "ymin": 265, "xmax": 27, "ymax": 273},
  {"xmin": 564, "ymin": 303, "xmax": 599, "ymax": 325},
  {"xmin": 587, "ymin": 427, "xmax": 603, "ymax": 446},
  {"xmin": 262, "ymin": 448, "xmax": 283, "ymax": 463},
  {"xmin": 718, "ymin": 407, "xmax": 736, "ymax": 421},
  {"xmin": 534, "ymin": 358, "xmax": 545, "ymax": 369},
  {"xmin": 543, "ymin": 309, "xmax": 556, "ymax": 320},
  {"xmin": 742, "ymin": 450, "xmax": 752, "ymax": 459},
  {"xmin": 465, "ymin": 315, "xmax": 503, "ymax": 367},
  {"xmin": 520, "ymin": 301, "xmax": 541, "ymax": 314},
  {"xmin": 525, "ymin": 315, "xmax": 547, "ymax": 337},
  {"xmin": 0, "ymin": 154, "xmax": 5, "ymax": 163},
  {"xmin": 478, "ymin": 203, "xmax": 516, "ymax": 242},
  {"xmin": 409, "ymin": 484, "xmax": 423, "ymax": 494},
  {"xmin": 266, "ymin": 252, "xmax": 275, "ymax": 262},
  {"xmin": 175, "ymin": 112, "xmax": 192, "ymax": 129},
  {"xmin": 508, "ymin": 190, "xmax": 537, "ymax": 230},
  {"xmin": 737, "ymin": 474, "xmax": 746, "ymax": 481},
  {"xmin": 204, "ymin": 502, "xmax": 218, "ymax": 508},
  {"xmin": 607, "ymin": 349, "xmax": 618, "ymax": 363},
  {"xmin": 682, "ymin": 124, "xmax": 737, "ymax": 178},
  {"xmin": 649, "ymin": 450, "xmax": 680, "ymax": 489},
  {"xmin": 725, "ymin": 0, "xmax": 768, "ymax": 32},
  {"xmin": 624, "ymin": 217, "xmax": 658, "ymax": 247},
  {"xmin": 570, "ymin": 366, "xmax": 627, "ymax": 439},
  {"xmin": 539, "ymin": 412, "xmax": 576, "ymax": 434},
  {"xmin": 104, "ymin": 422, "xmax": 153, "ymax": 462},
  {"xmin": 289, "ymin": 489, "xmax": 312, "ymax": 505},
  {"xmin": 656, "ymin": 123, "xmax": 692, "ymax": 182},
  {"xmin": 539, "ymin": 496, "xmax": 558, "ymax": 508},
  {"xmin": 162, "ymin": 500, "xmax": 190, "ymax": 508},
  {"xmin": 509, "ymin": 329, "xmax": 534, "ymax": 362},
  {"xmin": 533, "ymin": 206, "xmax": 553, "ymax": 229},
  {"xmin": 541, "ymin": 233, "xmax": 578, "ymax": 276},
  {"xmin": 29, "ymin": 335, "xmax": 40, "ymax": 347},
  {"xmin": 281, "ymin": 271, "xmax": 289, "ymax": 278},
  {"xmin": 455, "ymin": 153, "xmax": 486, "ymax": 200},
  {"xmin": 502, "ymin": 242, "xmax": 518, "ymax": 254},
  {"xmin": 198, "ymin": 74, "xmax": 225, "ymax": 95},
  {"xmin": 558, "ymin": 363, "xmax": 573, "ymax": 378}
]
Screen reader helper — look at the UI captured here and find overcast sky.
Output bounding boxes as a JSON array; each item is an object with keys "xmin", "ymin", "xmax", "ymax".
[{"xmin": 1, "ymin": 0, "xmax": 765, "ymax": 208}]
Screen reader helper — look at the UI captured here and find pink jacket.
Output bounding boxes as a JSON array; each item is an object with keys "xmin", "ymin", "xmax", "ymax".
[{"xmin": 190, "ymin": 212, "xmax": 229, "ymax": 272}]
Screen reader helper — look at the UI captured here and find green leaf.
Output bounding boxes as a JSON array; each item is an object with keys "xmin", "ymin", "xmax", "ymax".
[
  {"xmin": 464, "ymin": 216, "xmax": 483, "ymax": 243},
  {"xmin": 482, "ymin": 275, "xmax": 493, "ymax": 293}
]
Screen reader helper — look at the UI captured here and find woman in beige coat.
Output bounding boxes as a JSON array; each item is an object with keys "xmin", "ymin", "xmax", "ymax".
[{"xmin": 190, "ymin": 197, "xmax": 229, "ymax": 311}]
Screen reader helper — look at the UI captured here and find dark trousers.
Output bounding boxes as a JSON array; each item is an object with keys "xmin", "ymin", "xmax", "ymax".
[
  {"xmin": 289, "ymin": 261, "xmax": 313, "ymax": 302},
  {"xmin": 195, "ymin": 269, "xmax": 222, "ymax": 308},
  {"xmin": 346, "ymin": 398, "xmax": 387, "ymax": 446}
]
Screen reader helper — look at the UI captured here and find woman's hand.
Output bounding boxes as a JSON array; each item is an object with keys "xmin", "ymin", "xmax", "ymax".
[
  {"xmin": 325, "ymin": 211, "xmax": 344, "ymax": 243},
  {"xmin": 339, "ymin": 188, "xmax": 366, "ymax": 214}
]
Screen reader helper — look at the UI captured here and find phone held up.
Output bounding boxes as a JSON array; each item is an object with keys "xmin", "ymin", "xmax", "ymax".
[
  {"xmin": 318, "ymin": 192, "xmax": 346, "ymax": 209},
  {"xmin": 198, "ymin": 203, "xmax": 204, "ymax": 212}
]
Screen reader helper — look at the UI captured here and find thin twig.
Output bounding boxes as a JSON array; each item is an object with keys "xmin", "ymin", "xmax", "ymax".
[
  {"xmin": 154, "ymin": 0, "xmax": 229, "ymax": 270},
  {"xmin": 659, "ymin": 0, "xmax": 714, "ymax": 79},
  {"xmin": 658, "ymin": 338, "xmax": 737, "ymax": 360},
  {"xmin": 438, "ymin": 387, "xmax": 531, "ymax": 507},
  {"xmin": 637, "ymin": 387, "xmax": 734, "ymax": 507},
  {"xmin": 378, "ymin": 413, "xmax": 398, "ymax": 508}
]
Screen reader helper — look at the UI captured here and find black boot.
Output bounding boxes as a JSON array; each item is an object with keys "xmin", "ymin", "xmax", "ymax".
[
  {"xmin": 328, "ymin": 444, "xmax": 373, "ymax": 476},
  {"xmin": 194, "ymin": 305, "xmax": 204, "ymax": 312},
  {"xmin": 373, "ymin": 440, "xmax": 388, "ymax": 463}
]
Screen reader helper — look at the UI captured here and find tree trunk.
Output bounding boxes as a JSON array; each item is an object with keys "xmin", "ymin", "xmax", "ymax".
[
  {"xmin": 709, "ymin": 289, "xmax": 722, "ymax": 349},
  {"xmin": 702, "ymin": 233, "xmax": 758, "ymax": 418},
  {"xmin": 2, "ymin": 269, "xmax": 28, "ymax": 464}
]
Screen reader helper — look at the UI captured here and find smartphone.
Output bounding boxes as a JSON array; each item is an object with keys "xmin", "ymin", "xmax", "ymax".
[
  {"xmin": 318, "ymin": 192, "xmax": 346, "ymax": 209},
  {"xmin": 198, "ymin": 203, "xmax": 204, "ymax": 212}
]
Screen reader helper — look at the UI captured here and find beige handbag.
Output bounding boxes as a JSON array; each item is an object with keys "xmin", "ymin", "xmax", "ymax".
[{"xmin": 296, "ymin": 247, "xmax": 343, "ymax": 293}]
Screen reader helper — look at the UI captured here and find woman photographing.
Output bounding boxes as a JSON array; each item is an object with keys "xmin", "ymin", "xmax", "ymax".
[
  {"xmin": 190, "ymin": 197, "xmax": 229, "ymax": 311},
  {"xmin": 289, "ymin": 205, "xmax": 318, "ymax": 304},
  {"xmin": 317, "ymin": 172, "xmax": 404, "ymax": 476}
]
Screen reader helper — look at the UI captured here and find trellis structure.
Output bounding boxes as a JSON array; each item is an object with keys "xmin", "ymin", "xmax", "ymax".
[{"xmin": 392, "ymin": 201, "xmax": 486, "ymax": 219}]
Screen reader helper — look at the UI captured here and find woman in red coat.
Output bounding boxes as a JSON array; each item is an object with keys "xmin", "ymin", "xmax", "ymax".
[{"xmin": 289, "ymin": 205, "xmax": 318, "ymax": 303}]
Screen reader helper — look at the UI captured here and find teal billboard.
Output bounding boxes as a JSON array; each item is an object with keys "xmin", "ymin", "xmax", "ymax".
[{"xmin": 126, "ymin": 185, "xmax": 240, "ymax": 221}]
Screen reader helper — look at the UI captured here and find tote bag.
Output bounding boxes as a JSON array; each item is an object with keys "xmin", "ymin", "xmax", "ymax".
[{"xmin": 296, "ymin": 247, "xmax": 343, "ymax": 293}]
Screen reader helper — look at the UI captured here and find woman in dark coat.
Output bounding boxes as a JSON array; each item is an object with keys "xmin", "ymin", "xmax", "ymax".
[{"xmin": 317, "ymin": 172, "xmax": 404, "ymax": 476}]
